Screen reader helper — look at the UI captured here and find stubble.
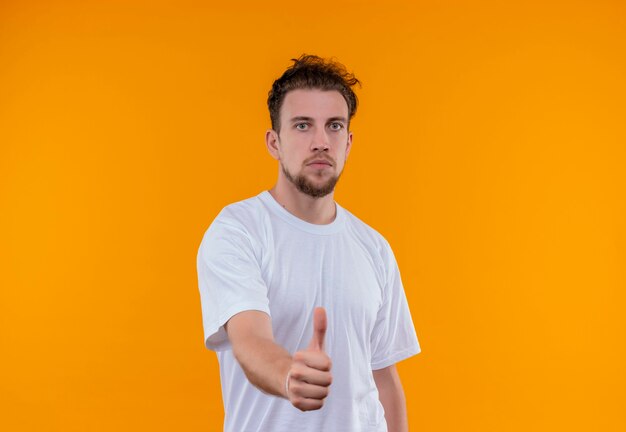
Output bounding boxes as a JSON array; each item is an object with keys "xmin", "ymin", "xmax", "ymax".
[{"xmin": 280, "ymin": 162, "xmax": 342, "ymax": 198}]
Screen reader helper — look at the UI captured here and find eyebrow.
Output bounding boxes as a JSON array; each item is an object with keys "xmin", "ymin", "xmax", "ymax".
[{"xmin": 289, "ymin": 116, "xmax": 348, "ymax": 123}]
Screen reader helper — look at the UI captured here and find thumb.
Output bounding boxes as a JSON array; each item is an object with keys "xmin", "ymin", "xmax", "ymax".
[{"xmin": 307, "ymin": 307, "xmax": 327, "ymax": 351}]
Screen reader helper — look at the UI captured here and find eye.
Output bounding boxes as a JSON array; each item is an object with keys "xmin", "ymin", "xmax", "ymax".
[
  {"xmin": 329, "ymin": 122, "xmax": 344, "ymax": 131},
  {"xmin": 295, "ymin": 123, "xmax": 309, "ymax": 131}
]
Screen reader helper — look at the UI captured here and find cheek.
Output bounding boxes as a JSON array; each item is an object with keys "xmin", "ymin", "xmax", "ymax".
[{"xmin": 279, "ymin": 149, "xmax": 302, "ymax": 167}]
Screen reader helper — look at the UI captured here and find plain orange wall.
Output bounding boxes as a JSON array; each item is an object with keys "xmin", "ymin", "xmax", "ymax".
[{"xmin": 1, "ymin": 0, "xmax": 625, "ymax": 431}]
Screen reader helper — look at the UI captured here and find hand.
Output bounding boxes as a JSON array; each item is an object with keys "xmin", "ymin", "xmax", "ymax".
[{"xmin": 286, "ymin": 307, "xmax": 333, "ymax": 411}]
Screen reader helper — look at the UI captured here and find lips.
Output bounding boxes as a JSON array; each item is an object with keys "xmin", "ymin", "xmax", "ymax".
[{"xmin": 307, "ymin": 159, "xmax": 333, "ymax": 166}]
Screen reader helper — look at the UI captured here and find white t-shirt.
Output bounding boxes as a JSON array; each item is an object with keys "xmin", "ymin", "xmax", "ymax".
[{"xmin": 197, "ymin": 191, "xmax": 420, "ymax": 432}]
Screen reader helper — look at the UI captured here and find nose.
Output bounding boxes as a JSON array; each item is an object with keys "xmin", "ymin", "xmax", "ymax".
[{"xmin": 310, "ymin": 127, "xmax": 330, "ymax": 152}]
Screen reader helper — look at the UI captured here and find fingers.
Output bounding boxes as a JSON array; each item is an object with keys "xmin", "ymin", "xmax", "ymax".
[
  {"xmin": 287, "ymin": 364, "xmax": 332, "ymax": 412},
  {"xmin": 289, "ymin": 380, "xmax": 330, "ymax": 400},
  {"xmin": 290, "ymin": 395, "xmax": 326, "ymax": 412},
  {"xmin": 290, "ymin": 354, "xmax": 333, "ymax": 385},
  {"xmin": 293, "ymin": 350, "xmax": 332, "ymax": 372},
  {"xmin": 308, "ymin": 307, "xmax": 327, "ymax": 351},
  {"xmin": 288, "ymin": 348, "xmax": 333, "ymax": 412},
  {"xmin": 289, "ymin": 307, "xmax": 331, "ymax": 412}
]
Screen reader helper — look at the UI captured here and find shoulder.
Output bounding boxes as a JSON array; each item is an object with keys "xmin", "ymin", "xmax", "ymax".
[
  {"xmin": 198, "ymin": 193, "xmax": 270, "ymax": 255},
  {"xmin": 214, "ymin": 194, "xmax": 266, "ymax": 226},
  {"xmin": 340, "ymin": 206, "xmax": 394, "ymax": 261},
  {"xmin": 341, "ymin": 206, "xmax": 391, "ymax": 247},
  {"xmin": 203, "ymin": 193, "xmax": 271, "ymax": 234}
]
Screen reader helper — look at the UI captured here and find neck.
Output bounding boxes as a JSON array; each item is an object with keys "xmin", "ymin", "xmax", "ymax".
[{"xmin": 269, "ymin": 178, "xmax": 337, "ymax": 225}]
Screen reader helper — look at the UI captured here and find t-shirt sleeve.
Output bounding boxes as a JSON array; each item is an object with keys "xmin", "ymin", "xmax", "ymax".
[
  {"xmin": 196, "ymin": 215, "xmax": 270, "ymax": 352},
  {"xmin": 370, "ymin": 242, "xmax": 421, "ymax": 370}
]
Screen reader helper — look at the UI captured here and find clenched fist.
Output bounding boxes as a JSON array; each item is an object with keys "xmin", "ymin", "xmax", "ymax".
[{"xmin": 286, "ymin": 307, "xmax": 333, "ymax": 411}]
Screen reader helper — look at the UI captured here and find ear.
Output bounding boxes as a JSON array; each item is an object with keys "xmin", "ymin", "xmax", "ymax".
[
  {"xmin": 345, "ymin": 131, "xmax": 353, "ymax": 158},
  {"xmin": 265, "ymin": 129, "xmax": 280, "ymax": 160}
]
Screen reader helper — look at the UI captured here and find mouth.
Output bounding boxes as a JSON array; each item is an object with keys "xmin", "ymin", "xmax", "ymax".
[{"xmin": 306, "ymin": 159, "xmax": 333, "ymax": 168}]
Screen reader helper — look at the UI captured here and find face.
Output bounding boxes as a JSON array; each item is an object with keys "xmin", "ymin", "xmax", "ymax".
[{"xmin": 266, "ymin": 89, "xmax": 353, "ymax": 198}]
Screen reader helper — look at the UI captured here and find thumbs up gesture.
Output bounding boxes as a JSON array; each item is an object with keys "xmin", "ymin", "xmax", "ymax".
[{"xmin": 286, "ymin": 307, "xmax": 333, "ymax": 411}]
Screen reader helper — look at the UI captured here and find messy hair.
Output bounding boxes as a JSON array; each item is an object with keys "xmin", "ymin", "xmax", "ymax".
[{"xmin": 267, "ymin": 54, "xmax": 361, "ymax": 132}]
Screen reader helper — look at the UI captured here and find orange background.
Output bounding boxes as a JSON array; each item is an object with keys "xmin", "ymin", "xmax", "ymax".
[{"xmin": 1, "ymin": 0, "xmax": 625, "ymax": 430}]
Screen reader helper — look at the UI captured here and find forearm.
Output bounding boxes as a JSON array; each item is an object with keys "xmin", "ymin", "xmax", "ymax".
[
  {"xmin": 232, "ymin": 334, "xmax": 292, "ymax": 398},
  {"xmin": 374, "ymin": 365, "xmax": 409, "ymax": 432},
  {"xmin": 225, "ymin": 309, "xmax": 332, "ymax": 411},
  {"xmin": 379, "ymin": 384, "xmax": 408, "ymax": 432}
]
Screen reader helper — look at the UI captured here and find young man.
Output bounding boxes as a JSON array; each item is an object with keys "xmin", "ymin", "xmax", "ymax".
[{"xmin": 197, "ymin": 55, "xmax": 421, "ymax": 432}]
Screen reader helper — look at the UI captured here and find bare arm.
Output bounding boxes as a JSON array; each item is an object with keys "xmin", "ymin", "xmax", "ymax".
[
  {"xmin": 373, "ymin": 364, "xmax": 409, "ymax": 432},
  {"xmin": 225, "ymin": 310, "xmax": 292, "ymax": 397},
  {"xmin": 225, "ymin": 308, "xmax": 332, "ymax": 411}
]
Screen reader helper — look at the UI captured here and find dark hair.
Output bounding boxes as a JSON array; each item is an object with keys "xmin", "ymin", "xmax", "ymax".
[{"xmin": 267, "ymin": 54, "xmax": 361, "ymax": 132}]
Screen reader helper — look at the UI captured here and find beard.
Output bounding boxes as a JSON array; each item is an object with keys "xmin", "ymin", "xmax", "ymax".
[{"xmin": 280, "ymin": 162, "xmax": 342, "ymax": 198}]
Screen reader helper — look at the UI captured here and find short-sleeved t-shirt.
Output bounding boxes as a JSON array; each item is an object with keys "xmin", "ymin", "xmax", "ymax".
[{"xmin": 197, "ymin": 191, "xmax": 420, "ymax": 432}]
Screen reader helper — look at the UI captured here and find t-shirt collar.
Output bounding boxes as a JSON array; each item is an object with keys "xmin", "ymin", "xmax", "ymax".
[{"xmin": 258, "ymin": 190, "xmax": 346, "ymax": 235}]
